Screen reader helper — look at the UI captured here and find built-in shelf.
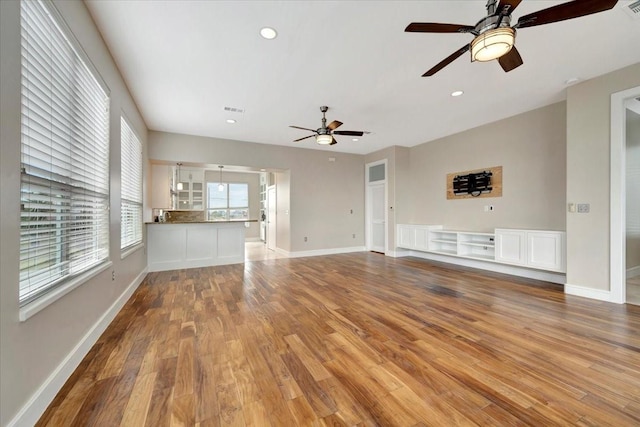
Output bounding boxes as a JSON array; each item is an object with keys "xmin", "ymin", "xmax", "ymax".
[{"xmin": 397, "ymin": 224, "xmax": 565, "ymax": 273}]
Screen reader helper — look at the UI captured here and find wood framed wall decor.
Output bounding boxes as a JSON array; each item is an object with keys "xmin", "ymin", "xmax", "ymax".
[{"xmin": 447, "ymin": 166, "xmax": 502, "ymax": 200}]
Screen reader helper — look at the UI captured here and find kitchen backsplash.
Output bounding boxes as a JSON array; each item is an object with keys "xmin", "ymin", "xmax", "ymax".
[{"xmin": 165, "ymin": 210, "xmax": 205, "ymax": 222}]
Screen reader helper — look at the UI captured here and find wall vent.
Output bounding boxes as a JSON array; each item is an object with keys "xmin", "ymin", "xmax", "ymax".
[
  {"xmin": 624, "ymin": 0, "xmax": 640, "ymax": 19},
  {"xmin": 224, "ymin": 106, "xmax": 245, "ymax": 114}
]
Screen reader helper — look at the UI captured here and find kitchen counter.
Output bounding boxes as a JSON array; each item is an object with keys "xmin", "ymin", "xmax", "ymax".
[
  {"xmin": 146, "ymin": 219, "xmax": 258, "ymax": 224},
  {"xmin": 146, "ymin": 221, "xmax": 247, "ymax": 272}
]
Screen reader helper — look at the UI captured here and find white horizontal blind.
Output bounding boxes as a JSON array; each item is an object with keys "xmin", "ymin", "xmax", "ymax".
[
  {"xmin": 20, "ymin": 0, "xmax": 110, "ymax": 305},
  {"xmin": 120, "ymin": 117, "xmax": 142, "ymax": 250}
]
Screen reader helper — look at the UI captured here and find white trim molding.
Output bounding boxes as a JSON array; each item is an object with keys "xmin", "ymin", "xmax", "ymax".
[
  {"xmin": 564, "ymin": 283, "xmax": 614, "ymax": 302},
  {"xmin": 8, "ymin": 268, "xmax": 148, "ymax": 427},
  {"xmin": 280, "ymin": 246, "xmax": 366, "ymax": 258},
  {"xmin": 399, "ymin": 250, "xmax": 566, "ymax": 284}
]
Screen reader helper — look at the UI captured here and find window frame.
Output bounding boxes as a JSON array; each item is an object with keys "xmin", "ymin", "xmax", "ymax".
[
  {"xmin": 19, "ymin": 0, "xmax": 111, "ymax": 317},
  {"xmin": 206, "ymin": 181, "xmax": 249, "ymax": 221},
  {"xmin": 120, "ymin": 115, "xmax": 143, "ymax": 253}
]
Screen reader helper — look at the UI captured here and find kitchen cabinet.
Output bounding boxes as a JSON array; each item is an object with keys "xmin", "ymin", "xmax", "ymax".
[
  {"xmin": 151, "ymin": 164, "xmax": 171, "ymax": 208},
  {"xmin": 177, "ymin": 168, "xmax": 204, "ymax": 210}
]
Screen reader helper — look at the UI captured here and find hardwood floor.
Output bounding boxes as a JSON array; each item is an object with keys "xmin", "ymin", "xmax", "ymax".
[{"xmin": 36, "ymin": 254, "xmax": 640, "ymax": 426}]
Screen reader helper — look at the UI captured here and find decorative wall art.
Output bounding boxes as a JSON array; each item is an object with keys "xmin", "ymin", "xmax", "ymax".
[{"xmin": 447, "ymin": 166, "xmax": 502, "ymax": 200}]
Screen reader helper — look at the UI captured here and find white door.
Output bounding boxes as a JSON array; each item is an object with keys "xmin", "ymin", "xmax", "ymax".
[
  {"xmin": 267, "ymin": 186, "xmax": 277, "ymax": 251},
  {"xmin": 368, "ymin": 182, "xmax": 385, "ymax": 253}
]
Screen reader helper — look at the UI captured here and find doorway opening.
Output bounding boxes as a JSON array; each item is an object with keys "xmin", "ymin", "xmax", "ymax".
[{"xmin": 610, "ymin": 85, "xmax": 640, "ymax": 304}]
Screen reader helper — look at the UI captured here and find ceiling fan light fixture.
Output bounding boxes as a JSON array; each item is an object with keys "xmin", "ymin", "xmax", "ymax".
[
  {"xmin": 316, "ymin": 134, "xmax": 333, "ymax": 145},
  {"xmin": 471, "ymin": 27, "xmax": 515, "ymax": 62}
]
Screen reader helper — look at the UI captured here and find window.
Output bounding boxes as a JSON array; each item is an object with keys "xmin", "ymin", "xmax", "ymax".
[
  {"xmin": 20, "ymin": 0, "xmax": 110, "ymax": 305},
  {"xmin": 206, "ymin": 182, "xmax": 249, "ymax": 221},
  {"xmin": 120, "ymin": 117, "xmax": 142, "ymax": 250}
]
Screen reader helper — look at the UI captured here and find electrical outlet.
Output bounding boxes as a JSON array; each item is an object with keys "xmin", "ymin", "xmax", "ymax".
[
  {"xmin": 568, "ymin": 202, "xmax": 576, "ymax": 213},
  {"xmin": 304, "ymin": 236, "xmax": 307, "ymax": 242},
  {"xmin": 577, "ymin": 203, "xmax": 590, "ymax": 213},
  {"xmin": 111, "ymin": 270, "xmax": 115, "ymax": 281}
]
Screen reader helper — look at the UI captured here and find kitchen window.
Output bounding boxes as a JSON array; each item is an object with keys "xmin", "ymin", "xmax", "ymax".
[{"xmin": 206, "ymin": 182, "xmax": 249, "ymax": 221}]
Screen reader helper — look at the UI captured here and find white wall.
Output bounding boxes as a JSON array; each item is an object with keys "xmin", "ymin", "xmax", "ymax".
[
  {"xmin": 148, "ymin": 131, "xmax": 365, "ymax": 253},
  {"xmin": 566, "ymin": 63, "xmax": 640, "ymax": 292},
  {"xmin": 0, "ymin": 1, "xmax": 148, "ymax": 425}
]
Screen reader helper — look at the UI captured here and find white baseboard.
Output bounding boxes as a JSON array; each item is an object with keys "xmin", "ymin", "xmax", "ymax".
[
  {"xmin": 627, "ymin": 265, "xmax": 640, "ymax": 279},
  {"xmin": 7, "ymin": 268, "xmax": 148, "ymax": 427},
  {"xmin": 564, "ymin": 283, "xmax": 614, "ymax": 302},
  {"xmin": 400, "ymin": 250, "xmax": 566, "ymax": 284},
  {"xmin": 386, "ymin": 249, "xmax": 411, "ymax": 258},
  {"xmin": 281, "ymin": 246, "xmax": 366, "ymax": 258}
]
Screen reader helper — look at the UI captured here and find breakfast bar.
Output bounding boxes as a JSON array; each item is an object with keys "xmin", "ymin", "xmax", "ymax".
[{"xmin": 146, "ymin": 221, "xmax": 252, "ymax": 272}]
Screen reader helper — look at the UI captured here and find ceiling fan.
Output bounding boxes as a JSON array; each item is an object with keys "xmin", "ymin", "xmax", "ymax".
[
  {"xmin": 290, "ymin": 106, "xmax": 364, "ymax": 146},
  {"xmin": 405, "ymin": 0, "xmax": 618, "ymax": 76}
]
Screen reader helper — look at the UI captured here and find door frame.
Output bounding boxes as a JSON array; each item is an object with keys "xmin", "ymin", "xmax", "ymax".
[
  {"xmin": 610, "ymin": 85, "xmax": 640, "ymax": 304},
  {"xmin": 365, "ymin": 159, "xmax": 388, "ymax": 254}
]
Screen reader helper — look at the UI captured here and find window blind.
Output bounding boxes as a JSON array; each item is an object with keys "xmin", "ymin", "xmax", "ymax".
[
  {"xmin": 120, "ymin": 117, "xmax": 142, "ymax": 250},
  {"xmin": 20, "ymin": 0, "xmax": 110, "ymax": 305}
]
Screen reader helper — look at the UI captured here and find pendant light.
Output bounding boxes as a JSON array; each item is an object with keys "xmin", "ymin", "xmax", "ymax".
[
  {"xmin": 218, "ymin": 165, "xmax": 224, "ymax": 192},
  {"xmin": 176, "ymin": 162, "xmax": 183, "ymax": 190}
]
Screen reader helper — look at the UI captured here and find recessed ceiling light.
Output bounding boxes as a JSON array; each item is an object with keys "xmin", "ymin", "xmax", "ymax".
[
  {"xmin": 352, "ymin": 138, "xmax": 359, "ymax": 142},
  {"xmin": 226, "ymin": 119, "xmax": 236, "ymax": 124},
  {"xmin": 260, "ymin": 27, "xmax": 277, "ymax": 40},
  {"xmin": 451, "ymin": 90, "xmax": 464, "ymax": 97}
]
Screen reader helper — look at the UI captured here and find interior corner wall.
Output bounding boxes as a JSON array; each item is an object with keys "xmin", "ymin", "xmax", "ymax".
[
  {"xmin": 405, "ymin": 102, "xmax": 567, "ymax": 233},
  {"xmin": 275, "ymin": 170, "xmax": 291, "ymax": 252},
  {"xmin": 566, "ymin": 63, "xmax": 640, "ymax": 292},
  {"xmin": 0, "ymin": 1, "xmax": 148, "ymax": 425}
]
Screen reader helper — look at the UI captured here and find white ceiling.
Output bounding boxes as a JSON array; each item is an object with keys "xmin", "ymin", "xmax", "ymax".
[{"xmin": 85, "ymin": 1, "xmax": 640, "ymax": 155}]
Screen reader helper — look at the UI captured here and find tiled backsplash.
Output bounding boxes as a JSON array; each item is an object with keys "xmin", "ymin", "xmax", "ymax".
[{"xmin": 165, "ymin": 210, "xmax": 205, "ymax": 222}]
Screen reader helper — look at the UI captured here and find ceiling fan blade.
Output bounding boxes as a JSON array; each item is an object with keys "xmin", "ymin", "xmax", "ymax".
[
  {"xmin": 333, "ymin": 130, "xmax": 364, "ymax": 136},
  {"xmin": 498, "ymin": 46, "xmax": 523, "ymax": 72},
  {"xmin": 423, "ymin": 44, "xmax": 470, "ymax": 77},
  {"xmin": 290, "ymin": 125, "xmax": 316, "ymax": 132},
  {"xmin": 330, "ymin": 138, "xmax": 338, "ymax": 146},
  {"xmin": 497, "ymin": 0, "xmax": 523, "ymax": 15},
  {"xmin": 516, "ymin": 0, "xmax": 618, "ymax": 29},
  {"xmin": 405, "ymin": 23, "xmax": 475, "ymax": 33},
  {"xmin": 328, "ymin": 120, "xmax": 343, "ymax": 130},
  {"xmin": 293, "ymin": 134, "xmax": 316, "ymax": 142}
]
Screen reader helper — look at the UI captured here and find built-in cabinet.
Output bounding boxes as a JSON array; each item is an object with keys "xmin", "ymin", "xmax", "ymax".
[
  {"xmin": 495, "ymin": 228, "xmax": 565, "ymax": 272},
  {"xmin": 397, "ymin": 224, "xmax": 565, "ymax": 273},
  {"xmin": 151, "ymin": 164, "xmax": 172, "ymax": 208},
  {"xmin": 177, "ymin": 168, "xmax": 204, "ymax": 210}
]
